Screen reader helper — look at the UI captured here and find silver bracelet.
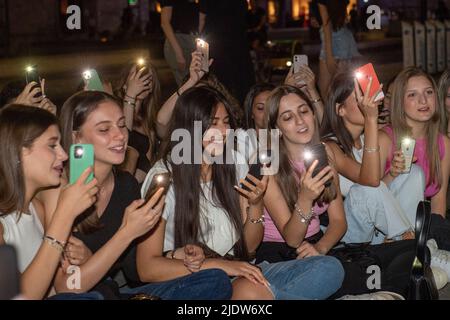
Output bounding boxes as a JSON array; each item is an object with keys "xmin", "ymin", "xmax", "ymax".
[
  {"xmin": 249, "ymin": 216, "xmax": 265, "ymax": 224},
  {"xmin": 364, "ymin": 146, "xmax": 380, "ymax": 153},
  {"xmin": 294, "ymin": 203, "xmax": 314, "ymax": 225}
]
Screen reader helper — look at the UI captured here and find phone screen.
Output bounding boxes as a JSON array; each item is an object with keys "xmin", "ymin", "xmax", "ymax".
[
  {"xmin": 69, "ymin": 144, "xmax": 94, "ymax": 185},
  {"xmin": 241, "ymin": 151, "xmax": 271, "ymax": 192},
  {"xmin": 304, "ymin": 143, "xmax": 331, "ymax": 187},
  {"xmin": 196, "ymin": 39, "xmax": 209, "ymax": 72},
  {"xmin": 355, "ymin": 63, "xmax": 384, "ymax": 101},
  {"xmin": 144, "ymin": 172, "xmax": 172, "ymax": 205}
]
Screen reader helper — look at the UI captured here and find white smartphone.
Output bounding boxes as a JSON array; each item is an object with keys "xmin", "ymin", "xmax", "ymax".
[
  {"xmin": 401, "ymin": 137, "xmax": 416, "ymax": 173},
  {"xmin": 293, "ymin": 54, "xmax": 308, "ymax": 73},
  {"xmin": 196, "ymin": 38, "xmax": 209, "ymax": 73}
]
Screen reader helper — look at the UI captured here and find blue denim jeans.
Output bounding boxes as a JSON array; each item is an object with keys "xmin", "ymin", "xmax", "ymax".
[
  {"xmin": 121, "ymin": 269, "xmax": 232, "ymax": 300},
  {"xmin": 47, "ymin": 291, "xmax": 104, "ymax": 300},
  {"xmin": 258, "ymin": 256, "xmax": 344, "ymax": 300}
]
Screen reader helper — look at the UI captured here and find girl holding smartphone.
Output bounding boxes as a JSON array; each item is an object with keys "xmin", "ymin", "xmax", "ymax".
[
  {"xmin": 0, "ymin": 105, "xmax": 100, "ymax": 299},
  {"xmin": 37, "ymin": 91, "xmax": 232, "ymax": 299},
  {"xmin": 138, "ymin": 86, "xmax": 344, "ymax": 300}
]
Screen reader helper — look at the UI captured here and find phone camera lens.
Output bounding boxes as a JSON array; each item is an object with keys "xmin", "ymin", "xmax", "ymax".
[{"xmin": 74, "ymin": 146, "xmax": 84, "ymax": 159}]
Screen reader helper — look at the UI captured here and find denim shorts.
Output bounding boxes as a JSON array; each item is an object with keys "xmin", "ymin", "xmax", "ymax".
[{"xmin": 320, "ymin": 27, "xmax": 360, "ymax": 60}]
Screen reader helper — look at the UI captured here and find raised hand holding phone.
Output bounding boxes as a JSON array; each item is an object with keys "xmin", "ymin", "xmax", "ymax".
[
  {"xmin": 353, "ymin": 76, "xmax": 384, "ymax": 121},
  {"xmin": 400, "ymin": 137, "xmax": 416, "ymax": 173},
  {"xmin": 82, "ymin": 69, "xmax": 104, "ymax": 92},
  {"xmin": 355, "ymin": 63, "xmax": 384, "ymax": 102},
  {"xmin": 196, "ymin": 38, "xmax": 210, "ymax": 73},
  {"xmin": 293, "ymin": 54, "xmax": 308, "ymax": 73}
]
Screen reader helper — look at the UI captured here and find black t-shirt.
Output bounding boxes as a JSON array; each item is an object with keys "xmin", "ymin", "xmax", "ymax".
[
  {"xmin": 199, "ymin": 0, "xmax": 248, "ymax": 43},
  {"xmin": 128, "ymin": 130, "xmax": 151, "ymax": 173},
  {"xmin": 74, "ymin": 169, "xmax": 142, "ymax": 287},
  {"xmin": 160, "ymin": 0, "xmax": 199, "ymax": 34}
]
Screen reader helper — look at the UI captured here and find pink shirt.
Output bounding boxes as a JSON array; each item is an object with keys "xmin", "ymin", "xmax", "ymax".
[
  {"xmin": 263, "ymin": 160, "xmax": 329, "ymax": 242},
  {"xmin": 383, "ymin": 126, "xmax": 445, "ymax": 198}
]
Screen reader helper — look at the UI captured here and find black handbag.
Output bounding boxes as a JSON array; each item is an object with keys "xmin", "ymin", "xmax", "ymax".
[{"xmin": 407, "ymin": 201, "xmax": 439, "ymax": 300}]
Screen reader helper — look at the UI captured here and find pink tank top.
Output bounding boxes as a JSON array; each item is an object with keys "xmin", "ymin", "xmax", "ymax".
[
  {"xmin": 263, "ymin": 160, "xmax": 329, "ymax": 242},
  {"xmin": 383, "ymin": 126, "xmax": 445, "ymax": 198}
]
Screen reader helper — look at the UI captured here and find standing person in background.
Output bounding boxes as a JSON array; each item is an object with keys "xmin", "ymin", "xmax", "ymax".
[
  {"xmin": 199, "ymin": 0, "xmax": 255, "ymax": 104},
  {"xmin": 310, "ymin": 0, "xmax": 360, "ymax": 97},
  {"xmin": 161, "ymin": 0, "xmax": 199, "ymax": 86}
]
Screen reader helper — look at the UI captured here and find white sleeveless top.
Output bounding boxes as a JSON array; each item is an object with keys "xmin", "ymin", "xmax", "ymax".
[
  {"xmin": 142, "ymin": 151, "xmax": 248, "ymax": 256},
  {"xmin": 0, "ymin": 204, "xmax": 44, "ymax": 272},
  {"xmin": 338, "ymin": 135, "xmax": 364, "ymax": 197}
]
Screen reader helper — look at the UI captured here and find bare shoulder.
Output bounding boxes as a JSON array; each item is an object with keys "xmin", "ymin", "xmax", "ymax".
[{"xmin": 378, "ymin": 129, "xmax": 392, "ymax": 145}]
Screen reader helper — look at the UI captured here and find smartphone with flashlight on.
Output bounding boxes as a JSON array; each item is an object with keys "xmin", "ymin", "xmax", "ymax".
[
  {"xmin": 241, "ymin": 151, "xmax": 271, "ymax": 192},
  {"xmin": 143, "ymin": 172, "xmax": 172, "ymax": 207},
  {"xmin": 293, "ymin": 54, "xmax": 308, "ymax": 73},
  {"xmin": 196, "ymin": 38, "xmax": 209, "ymax": 73},
  {"xmin": 355, "ymin": 63, "xmax": 384, "ymax": 102},
  {"xmin": 25, "ymin": 65, "xmax": 42, "ymax": 98},
  {"xmin": 69, "ymin": 144, "xmax": 94, "ymax": 185},
  {"xmin": 136, "ymin": 57, "xmax": 149, "ymax": 76},
  {"xmin": 82, "ymin": 69, "xmax": 104, "ymax": 92},
  {"xmin": 400, "ymin": 137, "xmax": 416, "ymax": 173},
  {"xmin": 304, "ymin": 143, "xmax": 331, "ymax": 187}
]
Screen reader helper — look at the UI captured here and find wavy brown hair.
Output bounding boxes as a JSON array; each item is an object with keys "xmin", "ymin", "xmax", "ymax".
[
  {"xmin": 438, "ymin": 69, "xmax": 450, "ymax": 134},
  {"xmin": 0, "ymin": 105, "xmax": 58, "ymax": 216},
  {"xmin": 266, "ymin": 85, "xmax": 337, "ymax": 209},
  {"xmin": 59, "ymin": 90, "xmax": 123, "ymax": 234}
]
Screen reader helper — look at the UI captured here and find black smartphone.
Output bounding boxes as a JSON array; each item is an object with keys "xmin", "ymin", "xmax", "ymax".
[
  {"xmin": 142, "ymin": 172, "xmax": 172, "ymax": 207},
  {"xmin": 303, "ymin": 143, "xmax": 331, "ymax": 187},
  {"xmin": 0, "ymin": 245, "xmax": 21, "ymax": 300},
  {"xmin": 25, "ymin": 65, "xmax": 42, "ymax": 98},
  {"xmin": 241, "ymin": 151, "xmax": 271, "ymax": 192}
]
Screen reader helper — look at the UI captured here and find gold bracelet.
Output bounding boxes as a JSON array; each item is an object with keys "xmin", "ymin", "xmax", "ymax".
[{"xmin": 43, "ymin": 235, "xmax": 65, "ymax": 253}]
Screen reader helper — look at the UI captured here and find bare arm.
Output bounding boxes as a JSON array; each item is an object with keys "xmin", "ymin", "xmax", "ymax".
[
  {"xmin": 136, "ymin": 218, "xmax": 196, "ymax": 282},
  {"xmin": 431, "ymin": 136, "xmax": 450, "ymax": 216},
  {"xmin": 119, "ymin": 146, "xmax": 139, "ymax": 176},
  {"xmin": 161, "ymin": 7, "xmax": 184, "ymax": 69},
  {"xmin": 199, "ymin": 12, "xmax": 206, "ymax": 34}
]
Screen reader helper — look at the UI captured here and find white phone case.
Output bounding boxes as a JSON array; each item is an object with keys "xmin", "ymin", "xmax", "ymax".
[
  {"xmin": 401, "ymin": 138, "xmax": 416, "ymax": 173},
  {"xmin": 293, "ymin": 55, "xmax": 308, "ymax": 73}
]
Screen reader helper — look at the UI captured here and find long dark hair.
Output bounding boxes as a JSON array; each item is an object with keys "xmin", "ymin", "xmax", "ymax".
[
  {"xmin": 243, "ymin": 83, "xmax": 275, "ymax": 130},
  {"xmin": 0, "ymin": 105, "xmax": 58, "ymax": 216},
  {"xmin": 266, "ymin": 85, "xmax": 337, "ymax": 209},
  {"xmin": 321, "ymin": 72, "xmax": 356, "ymax": 157},
  {"xmin": 326, "ymin": 0, "xmax": 349, "ymax": 31},
  {"xmin": 160, "ymin": 86, "xmax": 249, "ymax": 260},
  {"xmin": 59, "ymin": 90, "xmax": 123, "ymax": 234}
]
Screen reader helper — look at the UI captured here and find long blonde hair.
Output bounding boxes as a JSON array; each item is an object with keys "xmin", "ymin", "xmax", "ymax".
[
  {"xmin": 438, "ymin": 69, "xmax": 450, "ymax": 133},
  {"xmin": 266, "ymin": 85, "xmax": 336, "ymax": 209},
  {"xmin": 390, "ymin": 67, "xmax": 443, "ymax": 187}
]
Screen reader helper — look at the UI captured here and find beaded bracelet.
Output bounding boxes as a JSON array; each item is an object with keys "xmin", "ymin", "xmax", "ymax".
[
  {"xmin": 294, "ymin": 203, "xmax": 314, "ymax": 225},
  {"xmin": 364, "ymin": 146, "xmax": 380, "ymax": 153},
  {"xmin": 249, "ymin": 216, "xmax": 265, "ymax": 224}
]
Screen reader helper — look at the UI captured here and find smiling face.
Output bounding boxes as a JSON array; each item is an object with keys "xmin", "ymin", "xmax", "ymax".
[
  {"xmin": 74, "ymin": 101, "xmax": 128, "ymax": 166},
  {"xmin": 22, "ymin": 124, "xmax": 68, "ymax": 190},
  {"xmin": 276, "ymin": 93, "xmax": 316, "ymax": 146},
  {"xmin": 403, "ymin": 76, "xmax": 436, "ymax": 124},
  {"xmin": 202, "ymin": 102, "xmax": 230, "ymax": 157},
  {"xmin": 252, "ymin": 90, "xmax": 271, "ymax": 130}
]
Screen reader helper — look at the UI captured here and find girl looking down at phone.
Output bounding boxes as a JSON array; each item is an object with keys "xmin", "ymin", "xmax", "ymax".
[
  {"xmin": 0, "ymin": 105, "xmax": 101, "ymax": 300},
  {"xmin": 256, "ymin": 85, "xmax": 346, "ymax": 263},
  {"xmin": 37, "ymin": 91, "xmax": 232, "ymax": 299},
  {"xmin": 139, "ymin": 86, "xmax": 344, "ymax": 300}
]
